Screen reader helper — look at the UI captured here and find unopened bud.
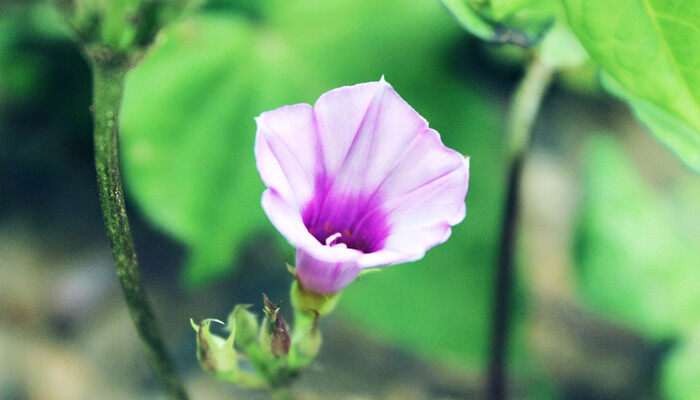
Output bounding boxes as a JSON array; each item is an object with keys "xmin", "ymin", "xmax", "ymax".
[
  {"xmin": 229, "ymin": 305, "xmax": 259, "ymax": 349},
  {"xmin": 190, "ymin": 318, "xmax": 238, "ymax": 377},
  {"xmin": 260, "ymin": 294, "xmax": 290, "ymax": 358}
]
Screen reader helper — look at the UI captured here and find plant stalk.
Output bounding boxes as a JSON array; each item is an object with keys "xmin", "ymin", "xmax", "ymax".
[
  {"xmin": 487, "ymin": 57, "xmax": 553, "ymax": 400},
  {"xmin": 91, "ymin": 61, "xmax": 190, "ymax": 400}
]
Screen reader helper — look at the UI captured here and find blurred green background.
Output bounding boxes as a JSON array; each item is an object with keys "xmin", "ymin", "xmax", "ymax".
[{"xmin": 1, "ymin": 0, "xmax": 698, "ymax": 399}]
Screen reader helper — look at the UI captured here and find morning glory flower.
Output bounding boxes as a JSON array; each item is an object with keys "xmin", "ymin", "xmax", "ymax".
[{"xmin": 255, "ymin": 78, "xmax": 469, "ymax": 294}]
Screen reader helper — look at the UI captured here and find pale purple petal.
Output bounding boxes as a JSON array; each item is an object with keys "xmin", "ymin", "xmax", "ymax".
[
  {"xmin": 295, "ymin": 250, "xmax": 361, "ymax": 294},
  {"xmin": 255, "ymin": 104, "xmax": 319, "ymax": 207},
  {"xmin": 314, "ymin": 77, "xmax": 429, "ymax": 195}
]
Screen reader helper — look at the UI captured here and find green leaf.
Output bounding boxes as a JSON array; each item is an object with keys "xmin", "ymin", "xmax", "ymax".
[
  {"xmin": 492, "ymin": 0, "xmax": 541, "ymax": 20},
  {"xmin": 662, "ymin": 328, "xmax": 700, "ymax": 400},
  {"xmin": 601, "ymin": 73, "xmax": 700, "ymax": 172},
  {"xmin": 441, "ymin": 0, "xmax": 501, "ymax": 41},
  {"xmin": 576, "ymin": 136, "xmax": 700, "ymax": 339},
  {"xmin": 537, "ymin": 20, "xmax": 588, "ymax": 69},
  {"xmin": 120, "ymin": 14, "xmax": 322, "ymax": 287},
  {"xmin": 562, "ymin": 0, "xmax": 700, "ymax": 172}
]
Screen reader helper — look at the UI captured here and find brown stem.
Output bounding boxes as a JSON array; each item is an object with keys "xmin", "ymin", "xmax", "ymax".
[{"xmin": 487, "ymin": 57, "xmax": 553, "ymax": 400}]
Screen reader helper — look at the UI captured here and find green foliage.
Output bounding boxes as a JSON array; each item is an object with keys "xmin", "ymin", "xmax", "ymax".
[
  {"xmin": 662, "ymin": 328, "xmax": 700, "ymax": 400},
  {"xmin": 0, "ymin": 3, "xmax": 69, "ymax": 103},
  {"xmin": 537, "ymin": 19, "xmax": 587, "ymax": 69},
  {"xmin": 601, "ymin": 72, "xmax": 700, "ymax": 173},
  {"xmin": 562, "ymin": 0, "xmax": 700, "ymax": 173},
  {"xmin": 576, "ymin": 136, "xmax": 700, "ymax": 339}
]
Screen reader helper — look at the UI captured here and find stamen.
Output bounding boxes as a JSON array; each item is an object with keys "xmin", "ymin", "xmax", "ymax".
[{"xmin": 325, "ymin": 232, "xmax": 342, "ymax": 247}]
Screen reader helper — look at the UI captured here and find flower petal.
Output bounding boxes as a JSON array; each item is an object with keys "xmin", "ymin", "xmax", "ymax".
[
  {"xmin": 295, "ymin": 250, "xmax": 362, "ymax": 295},
  {"xmin": 255, "ymin": 104, "xmax": 320, "ymax": 207},
  {"xmin": 261, "ymin": 189, "xmax": 366, "ymax": 264},
  {"xmin": 381, "ymin": 156, "xmax": 469, "ymax": 259},
  {"xmin": 313, "ymin": 77, "xmax": 429, "ymax": 194}
]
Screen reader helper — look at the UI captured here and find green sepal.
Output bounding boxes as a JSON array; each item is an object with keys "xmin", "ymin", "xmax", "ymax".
[
  {"xmin": 290, "ymin": 279, "xmax": 340, "ymax": 317},
  {"xmin": 229, "ymin": 304, "xmax": 259, "ymax": 349},
  {"xmin": 190, "ymin": 318, "xmax": 238, "ymax": 379}
]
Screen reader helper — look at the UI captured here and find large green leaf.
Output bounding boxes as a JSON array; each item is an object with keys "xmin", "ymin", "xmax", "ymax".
[
  {"xmin": 120, "ymin": 14, "xmax": 323, "ymax": 287},
  {"xmin": 602, "ymin": 72, "xmax": 700, "ymax": 172},
  {"xmin": 562, "ymin": 0, "xmax": 700, "ymax": 172},
  {"xmin": 576, "ymin": 136, "xmax": 700, "ymax": 339}
]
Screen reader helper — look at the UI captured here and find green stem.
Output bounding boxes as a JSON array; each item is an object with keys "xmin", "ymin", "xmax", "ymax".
[
  {"xmin": 506, "ymin": 58, "xmax": 554, "ymax": 159},
  {"xmin": 486, "ymin": 57, "xmax": 553, "ymax": 400},
  {"xmin": 91, "ymin": 60, "xmax": 190, "ymax": 400}
]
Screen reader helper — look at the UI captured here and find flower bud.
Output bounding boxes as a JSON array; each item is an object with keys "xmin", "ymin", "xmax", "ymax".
[
  {"xmin": 290, "ymin": 279, "xmax": 340, "ymax": 317},
  {"xmin": 228, "ymin": 305, "xmax": 259, "ymax": 349},
  {"xmin": 260, "ymin": 294, "xmax": 290, "ymax": 358},
  {"xmin": 190, "ymin": 318, "xmax": 238, "ymax": 378}
]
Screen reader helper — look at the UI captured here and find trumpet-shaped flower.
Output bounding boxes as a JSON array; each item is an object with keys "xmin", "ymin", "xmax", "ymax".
[{"xmin": 255, "ymin": 78, "xmax": 469, "ymax": 294}]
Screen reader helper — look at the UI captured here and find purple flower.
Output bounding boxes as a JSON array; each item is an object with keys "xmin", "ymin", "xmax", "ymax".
[{"xmin": 255, "ymin": 78, "xmax": 469, "ymax": 294}]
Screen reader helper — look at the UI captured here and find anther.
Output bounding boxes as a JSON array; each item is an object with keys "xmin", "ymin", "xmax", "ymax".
[{"xmin": 325, "ymin": 232, "xmax": 342, "ymax": 246}]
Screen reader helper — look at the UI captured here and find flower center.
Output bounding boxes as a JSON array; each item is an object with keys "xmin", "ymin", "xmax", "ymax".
[{"xmin": 302, "ymin": 189, "xmax": 390, "ymax": 254}]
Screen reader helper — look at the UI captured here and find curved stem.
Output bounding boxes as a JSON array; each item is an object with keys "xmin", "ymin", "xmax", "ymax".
[
  {"xmin": 91, "ymin": 61, "xmax": 190, "ymax": 400},
  {"xmin": 487, "ymin": 57, "xmax": 553, "ymax": 400}
]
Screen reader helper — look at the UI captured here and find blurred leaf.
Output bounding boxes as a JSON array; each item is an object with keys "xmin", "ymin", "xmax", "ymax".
[
  {"xmin": 441, "ymin": 0, "xmax": 501, "ymax": 41},
  {"xmin": 537, "ymin": 20, "xmax": 587, "ymax": 69},
  {"xmin": 601, "ymin": 73, "xmax": 700, "ymax": 173},
  {"xmin": 662, "ymin": 328, "xmax": 700, "ymax": 400},
  {"xmin": 576, "ymin": 136, "xmax": 700, "ymax": 339},
  {"xmin": 491, "ymin": 0, "xmax": 542, "ymax": 19},
  {"xmin": 120, "ymin": 14, "xmax": 323, "ymax": 287},
  {"xmin": 0, "ymin": 3, "xmax": 69, "ymax": 104},
  {"xmin": 562, "ymin": 0, "xmax": 700, "ymax": 173}
]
